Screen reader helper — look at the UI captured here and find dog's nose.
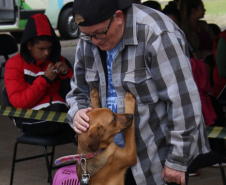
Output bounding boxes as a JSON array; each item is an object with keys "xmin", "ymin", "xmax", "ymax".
[{"xmin": 128, "ymin": 114, "xmax": 133, "ymax": 121}]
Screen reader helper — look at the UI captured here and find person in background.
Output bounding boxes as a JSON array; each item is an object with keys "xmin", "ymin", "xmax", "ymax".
[
  {"xmin": 66, "ymin": 0, "xmax": 210, "ymax": 184},
  {"xmin": 142, "ymin": 0, "xmax": 162, "ymax": 11},
  {"xmin": 4, "ymin": 14, "xmax": 75, "ymax": 139},
  {"xmin": 179, "ymin": 0, "xmax": 215, "ymax": 60},
  {"xmin": 162, "ymin": 1, "xmax": 180, "ymax": 26},
  {"xmin": 162, "ymin": 1, "xmax": 198, "ymax": 59}
]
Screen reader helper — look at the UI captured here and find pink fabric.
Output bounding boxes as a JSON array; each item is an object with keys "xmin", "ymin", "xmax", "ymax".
[
  {"xmin": 53, "ymin": 165, "xmax": 80, "ymax": 185},
  {"xmin": 190, "ymin": 57, "xmax": 217, "ymax": 126}
]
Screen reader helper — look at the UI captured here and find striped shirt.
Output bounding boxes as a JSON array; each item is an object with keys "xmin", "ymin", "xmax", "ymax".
[{"xmin": 66, "ymin": 4, "xmax": 210, "ymax": 185}]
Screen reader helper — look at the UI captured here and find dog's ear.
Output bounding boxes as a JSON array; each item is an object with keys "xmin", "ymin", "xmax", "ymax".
[{"xmin": 87, "ymin": 123, "xmax": 105, "ymax": 151}]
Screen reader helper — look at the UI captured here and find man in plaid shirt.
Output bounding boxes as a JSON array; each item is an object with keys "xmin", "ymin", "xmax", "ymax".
[{"xmin": 66, "ymin": 0, "xmax": 210, "ymax": 184}]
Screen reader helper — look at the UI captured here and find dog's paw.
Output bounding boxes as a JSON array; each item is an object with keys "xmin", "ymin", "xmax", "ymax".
[
  {"xmin": 90, "ymin": 88, "xmax": 100, "ymax": 109},
  {"xmin": 124, "ymin": 92, "xmax": 135, "ymax": 113},
  {"xmin": 91, "ymin": 88, "xmax": 98, "ymax": 98}
]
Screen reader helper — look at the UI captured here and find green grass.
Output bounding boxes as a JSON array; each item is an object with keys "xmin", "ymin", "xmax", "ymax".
[
  {"xmin": 204, "ymin": 0, "xmax": 226, "ymax": 15},
  {"xmin": 203, "ymin": 0, "xmax": 226, "ymax": 29}
]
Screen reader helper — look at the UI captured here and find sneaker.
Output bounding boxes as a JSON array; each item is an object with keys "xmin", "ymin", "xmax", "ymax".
[
  {"xmin": 189, "ymin": 170, "xmax": 200, "ymax": 177},
  {"xmin": 212, "ymin": 163, "xmax": 226, "ymax": 167}
]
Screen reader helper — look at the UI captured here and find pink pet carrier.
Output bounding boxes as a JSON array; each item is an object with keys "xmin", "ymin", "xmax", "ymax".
[{"xmin": 53, "ymin": 164, "xmax": 80, "ymax": 185}]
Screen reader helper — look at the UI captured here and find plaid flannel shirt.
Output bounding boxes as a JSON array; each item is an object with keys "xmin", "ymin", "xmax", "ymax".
[{"xmin": 66, "ymin": 4, "xmax": 210, "ymax": 185}]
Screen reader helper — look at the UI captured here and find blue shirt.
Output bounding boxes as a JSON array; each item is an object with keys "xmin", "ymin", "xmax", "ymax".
[{"xmin": 106, "ymin": 39, "xmax": 124, "ymax": 147}]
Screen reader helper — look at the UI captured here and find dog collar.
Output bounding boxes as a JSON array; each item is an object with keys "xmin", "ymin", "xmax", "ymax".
[{"xmin": 54, "ymin": 148, "xmax": 105, "ymax": 165}]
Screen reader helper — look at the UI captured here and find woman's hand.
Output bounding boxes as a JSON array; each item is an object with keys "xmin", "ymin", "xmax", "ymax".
[{"xmin": 73, "ymin": 107, "xmax": 93, "ymax": 134}]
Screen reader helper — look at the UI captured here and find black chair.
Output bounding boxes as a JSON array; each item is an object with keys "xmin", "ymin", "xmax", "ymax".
[
  {"xmin": 10, "ymin": 134, "xmax": 74, "ymax": 185},
  {"xmin": 1, "ymin": 87, "xmax": 75, "ymax": 185},
  {"xmin": 186, "ymin": 151, "xmax": 226, "ymax": 185},
  {"xmin": 0, "ymin": 34, "xmax": 18, "ymax": 78}
]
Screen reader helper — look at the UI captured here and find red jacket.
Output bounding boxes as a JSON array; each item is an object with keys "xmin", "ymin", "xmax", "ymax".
[
  {"xmin": 5, "ymin": 54, "xmax": 73, "ymax": 109},
  {"xmin": 4, "ymin": 14, "xmax": 73, "ymax": 110},
  {"xmin": 190, "ymin": 57, "xmax": 217, "ymax": 126}
]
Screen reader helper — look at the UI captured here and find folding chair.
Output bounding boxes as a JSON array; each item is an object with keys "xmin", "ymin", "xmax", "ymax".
[
  {"xmin": 186, "ymin": 151, "xmax": 226, "ymax": 185},
  {"xmin": 2, "ymin": 87, "xmax": 75, "ymax": 185},
  {"xmin": 10, "ymin": 134, "xmax": 74, "ymax": 185}
]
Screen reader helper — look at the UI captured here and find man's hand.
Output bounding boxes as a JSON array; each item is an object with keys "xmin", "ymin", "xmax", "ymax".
[
  {"xmin": 73, "ymin": 107, "xmax": 92, "ymax": 134},
  {"xmin": 44, "ymin": 63, "xmax": 58, "ymax": 81},
  {"xmin": 162, "ymin": 166, "xmax": 185, "ymax": 185},
  {"xmin": 55, "ymin": 62, "xmax": 69, "ymax": 75}
]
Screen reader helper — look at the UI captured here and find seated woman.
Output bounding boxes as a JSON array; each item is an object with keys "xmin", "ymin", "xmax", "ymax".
[
  {"xmin": 4, "ymin": 14, "xmax": 75, "ymax": 138},
  {"xmin": 179, "ymin": 0, "xmax": 215, "ymax": 60}
]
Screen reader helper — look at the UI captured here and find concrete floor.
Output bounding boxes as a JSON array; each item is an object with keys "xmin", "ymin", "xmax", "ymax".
[
  {"xmin": 1, "ymin": 113, "xmax": 225, "ymax": 185},
  {"xmin": 0, "ymin": 38, "xmax": 226, "ymax": 185},
  {"xmin": 0, "ymin": 115, "xmax": 77, "ymax": 185}
]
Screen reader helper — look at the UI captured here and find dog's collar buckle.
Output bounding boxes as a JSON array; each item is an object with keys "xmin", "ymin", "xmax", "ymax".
[{"xmin": 80, "ymin": 158, "xmax": 90, "ymax": 185}]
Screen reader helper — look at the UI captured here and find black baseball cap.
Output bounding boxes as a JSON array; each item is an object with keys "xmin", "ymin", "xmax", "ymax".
[{"xmin": 73, "ymin": 0, "xmax": 133, "ymax": 26}]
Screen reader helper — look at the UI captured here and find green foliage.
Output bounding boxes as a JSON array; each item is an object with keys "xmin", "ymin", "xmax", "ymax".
[
  {"xmin": 204, "ymin": 0, "xmax": 226, "ymax": 15},
  {"xmin": 203, "ymin": 0, "xmax": 226, "ymax": 29}
]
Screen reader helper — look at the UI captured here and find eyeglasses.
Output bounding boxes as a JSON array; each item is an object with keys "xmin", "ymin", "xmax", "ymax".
[{"xmin": 79, "ymin": 16, "xmax": 113, "ymax": 41}]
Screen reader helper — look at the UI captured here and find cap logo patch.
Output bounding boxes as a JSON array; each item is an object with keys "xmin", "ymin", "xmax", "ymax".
[{"xmin": 75, "ymin": 14, "xmax": 85, "ymax": 24}]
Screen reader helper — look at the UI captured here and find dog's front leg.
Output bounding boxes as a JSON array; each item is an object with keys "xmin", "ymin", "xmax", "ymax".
[
  {"xmin": 90, "ymin": 88, "xmax": 100, "ymax": 109},
  {"xmin": 124, "ymin": 92, "xmax": 137, "ymax": 166}
]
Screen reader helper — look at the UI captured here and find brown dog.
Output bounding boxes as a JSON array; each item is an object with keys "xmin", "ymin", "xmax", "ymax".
[{"xmin": 76, "ymin": 88, "xmax": 137, "ymax": 185}]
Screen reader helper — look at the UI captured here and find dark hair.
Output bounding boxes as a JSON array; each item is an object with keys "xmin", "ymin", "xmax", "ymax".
[
  {"xmin": 28, "ymin": 35, "xmax": 53, "ymax": 46},
  {"xmin": 179, "ymin": 0, "xmax": 202, "ymax": 21},
  {"xmin": 208, "ymin": 23, "xmax": 221, "ymax": 37},
  {"xmin": 142, "ymin": 0, "xmax": 161, "ymax": 11},
  {"xmin": 162, "ymin": 1, "xmax": 181, "ymax": 24},
  {"xmin": 173, "ymin": 0, "xmax": 179, "ymax": 5}
]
